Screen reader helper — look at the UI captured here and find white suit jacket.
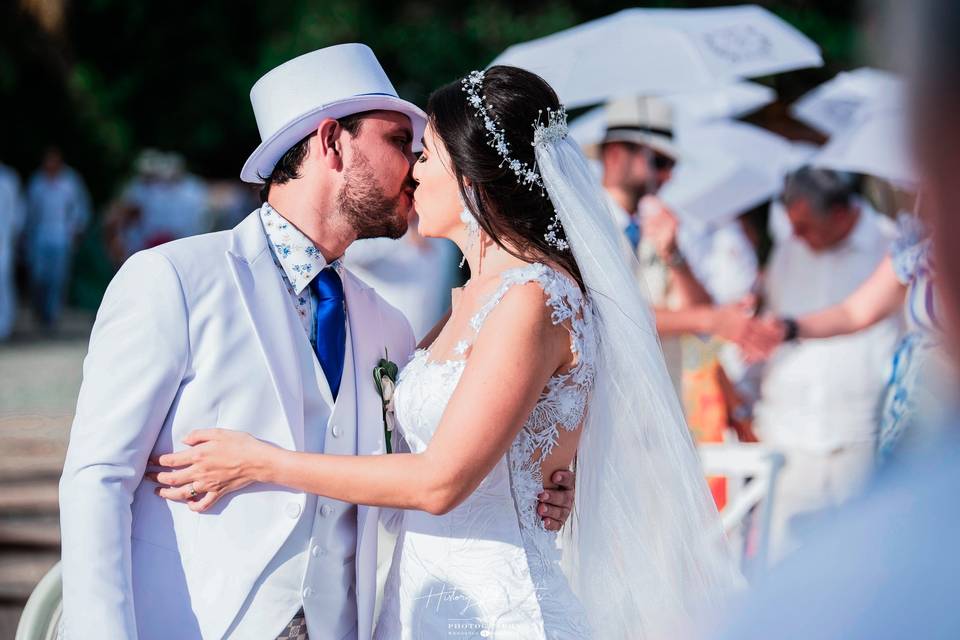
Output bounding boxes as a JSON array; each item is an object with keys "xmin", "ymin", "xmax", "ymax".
[{"xmin": 59, "ymin": 211, "xmax": 415, "ymax": 639}]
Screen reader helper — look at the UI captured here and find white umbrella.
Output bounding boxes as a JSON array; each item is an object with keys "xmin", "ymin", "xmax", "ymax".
[
  {"xmin": 668, "ymin": 80, "xmax": 775, "ymax": 124},
  {"xmin": 658, "ymin": 120, "xmax": 814, "ymax": 228},
  {"xmin": 811, "ymin": 105, "xmax": 917, "ymax": 187},
  {"xmin": 569, "ymin": 81, "xmax": 776, "ymax": 148},
  {"xmin": 790, "ymin": 67, "xmax": 904, "ymax": 136},
  {"xmin": 785, "ymin": 140, "xmax": 821, "ymax": 173},
  {"xmin": 491, "ymin": 4, "xmax": 822, "ymax": 108}
]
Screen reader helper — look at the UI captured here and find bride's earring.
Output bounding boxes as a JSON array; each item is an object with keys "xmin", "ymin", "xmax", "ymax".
[
  {"xmin": 459, "ymin": 201, "xmax": 480, "ymax": 269},
  {"xmin": 459, "ymin": 208, "xmax": 479, "ymax": 268}
]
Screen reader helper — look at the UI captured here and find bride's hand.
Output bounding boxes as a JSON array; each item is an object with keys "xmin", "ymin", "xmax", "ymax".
[{"xmin": 146, "ymin": 429, "xmax": 276, "ymax": 512}]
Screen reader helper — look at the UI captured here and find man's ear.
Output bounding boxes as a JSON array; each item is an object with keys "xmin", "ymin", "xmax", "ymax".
[{"xmin": 316, "ymin": 118, "xmax": 344, "ymax": 169}]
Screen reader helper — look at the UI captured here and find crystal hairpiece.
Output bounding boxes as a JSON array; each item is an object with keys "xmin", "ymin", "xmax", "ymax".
[
  {"xmin": 533, "ymin": 107, "xmax": 570, "ymax": 147},
  {"xmin": 461, "ymin": 69, "xmax": 570, "ymax": 251}
]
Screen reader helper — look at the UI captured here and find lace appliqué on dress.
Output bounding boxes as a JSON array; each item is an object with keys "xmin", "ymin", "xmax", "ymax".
[
  {"xmin": 470, "ymin": 264, "xmax": 596, "ymax": 522},
  {"xmin": 472, "ymin": 264, "xmax": 597, "ymax": 638},
  {"xmin": 378, "ymin": 263, "xmax": 596, "ymax": 639}
]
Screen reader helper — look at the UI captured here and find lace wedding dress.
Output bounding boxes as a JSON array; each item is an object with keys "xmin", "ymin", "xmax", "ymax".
[{"xmin": 373, "ymin": 262, "xmax": 596, "ymax": 639}]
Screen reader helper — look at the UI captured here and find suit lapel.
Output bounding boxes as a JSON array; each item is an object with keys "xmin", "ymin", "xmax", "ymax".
[
  {"xmin": 226, "ymin": 213, "xmax": 306, "ymax": 450},
  {"xmin": 344, "ymin": 273, "xmax": 388, "ymax": 459},
  {"xmin": 342, "ymin": 271, "xmax": 388, "ymax": 637},
  {"xmin": 328, "ymin": 316, "xmax": 357, "ymax": 445}
]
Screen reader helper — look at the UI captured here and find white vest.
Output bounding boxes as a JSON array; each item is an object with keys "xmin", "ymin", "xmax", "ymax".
[{"xmin": 227, "ymin": 320, "xmax": 360, "ymax": 639}]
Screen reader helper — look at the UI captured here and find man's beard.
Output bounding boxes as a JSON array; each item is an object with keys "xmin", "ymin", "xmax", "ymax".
[{"xmin": 337, "ymin": 150, "xmax": 409, "ymax": 240}]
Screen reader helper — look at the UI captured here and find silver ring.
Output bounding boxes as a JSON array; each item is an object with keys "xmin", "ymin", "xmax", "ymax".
[{"xmin": 188, "ymin": 483, "xmax": 198, "ymax": 499}]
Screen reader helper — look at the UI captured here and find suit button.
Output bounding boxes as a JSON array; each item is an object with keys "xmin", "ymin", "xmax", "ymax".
[
  {"xmin": 331, "ymin": 424, "xmax": 341, "ymax": 438},
  {"xmin": 285, "ymin": 502, "xmax": 302, "ymax": 519},
  {"xmin": 320, "ymin": 504, "xmax": 333, "ymax": 517},
  {"xmin": 303, "ymin": 587, "xmax": 313, "ymax": 599},
  {"xmin": 311, "ymin": 545, "xmax": 320, "ymax": 557}
]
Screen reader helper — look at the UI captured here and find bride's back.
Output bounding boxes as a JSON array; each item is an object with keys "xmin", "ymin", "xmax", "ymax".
[
  {"xmin": 417, "ymin": 261, "xmax": 593, "ymax": 490},
  {"xmin": 378, "ymin": 260, "xmax": 596, "ymax": 639}
]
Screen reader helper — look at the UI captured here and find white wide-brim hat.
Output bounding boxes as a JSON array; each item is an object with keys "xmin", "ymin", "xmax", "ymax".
[{"xmin": 241, "ymin": 43, "xmax": 427, "ymax": 184}]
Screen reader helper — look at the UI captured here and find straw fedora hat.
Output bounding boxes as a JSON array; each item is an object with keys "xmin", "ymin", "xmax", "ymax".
[{"xmin": 584, "ymin": 95, "xmax": 680, "ymax": 160}]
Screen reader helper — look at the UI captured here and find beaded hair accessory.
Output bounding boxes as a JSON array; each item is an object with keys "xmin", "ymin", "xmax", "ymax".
[{"xmin": 461, "ymin": 69, "xmax": 570, "ymax": 251}]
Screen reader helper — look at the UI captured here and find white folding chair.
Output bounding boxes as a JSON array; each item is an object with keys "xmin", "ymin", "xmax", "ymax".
[
  {"xmin": 15, "ymin": 561, "xmax": 62, "ymax": 640},
  {"xmin": 698, "ymin": 443, "xmax": 785, "ymax": 578}
]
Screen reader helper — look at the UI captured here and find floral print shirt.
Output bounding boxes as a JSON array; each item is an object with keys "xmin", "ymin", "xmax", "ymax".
[{"xmin": 259, "ymin": 202, "xmax": 343, "ymax": 349}]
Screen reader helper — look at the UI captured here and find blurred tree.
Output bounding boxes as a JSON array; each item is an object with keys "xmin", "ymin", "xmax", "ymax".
[
  {"xmin": 12, "ymin": 0, "xmax": 860, "ymax": 187},
  {"xmin": 1, "ymin": 0, "xmax": 860, "ymax": 304}
]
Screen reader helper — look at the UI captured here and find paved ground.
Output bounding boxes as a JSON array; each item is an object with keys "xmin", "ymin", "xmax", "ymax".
[{"xmin": 0, "ymin": 306, "xmax": 92, "ymax": 640}]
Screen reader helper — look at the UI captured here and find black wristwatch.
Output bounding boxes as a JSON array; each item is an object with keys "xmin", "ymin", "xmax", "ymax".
[{"xmin": 782, "ymin": 317, "xmax": 800, "ymax": 342}]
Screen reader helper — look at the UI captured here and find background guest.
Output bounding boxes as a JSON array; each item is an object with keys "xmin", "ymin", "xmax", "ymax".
[
  {"xmin": 25, "ymin": 147, "xmax": 91, "ymax": 328},
  {"xmin": 708, "ymin": 3, "xmax": 960, "ymax": 637},
  {"xmin": 0, "ymin": 161, "xmax": 25, "ymax": 340},
  {"xmin": 754, "ymin": 166, "xmax": 900, "ymax": 561}
]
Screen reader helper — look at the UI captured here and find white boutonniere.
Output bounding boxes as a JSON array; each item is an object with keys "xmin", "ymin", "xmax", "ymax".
[{"xmin": 373, "ymin": 349, "xmax": 400, "ymax": 453}]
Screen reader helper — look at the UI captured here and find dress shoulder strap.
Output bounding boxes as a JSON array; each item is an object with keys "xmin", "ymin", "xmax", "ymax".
[{"xmin": 468, "ymin": 263, "xmax": 586, "ymax": 335}]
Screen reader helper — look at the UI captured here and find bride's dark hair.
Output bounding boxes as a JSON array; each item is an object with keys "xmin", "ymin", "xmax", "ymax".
[{"xmin": 426, "ymin": 65, "xmax": 585, "ymax": 291}]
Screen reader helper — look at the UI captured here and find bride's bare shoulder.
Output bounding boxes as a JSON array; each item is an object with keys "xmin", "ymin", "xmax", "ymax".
[{"xmin": 476, "ymin": 274, "xmax": 571, "ymax": 353}]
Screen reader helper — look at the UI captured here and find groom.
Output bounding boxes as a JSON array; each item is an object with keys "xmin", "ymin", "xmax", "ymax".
[{"xmin": 58, "ymin": 43, "xmax": 574, "ymax": 640}]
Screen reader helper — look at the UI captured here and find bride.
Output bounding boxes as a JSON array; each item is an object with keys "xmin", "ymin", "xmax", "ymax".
[{"xmin": 152, "ymin": 65, "xmax": 742, "ymax": 638}]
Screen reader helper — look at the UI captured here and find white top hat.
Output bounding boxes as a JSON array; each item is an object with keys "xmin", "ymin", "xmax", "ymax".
[{"xmin": 240, "ymin": 43, "xmax": 427, "ymax": 184}]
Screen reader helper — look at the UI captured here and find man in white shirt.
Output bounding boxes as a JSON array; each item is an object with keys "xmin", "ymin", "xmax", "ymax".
[
  {"xmin": 25, "ymin": 147, "xmax": 90, "ymax": 327},
  {"xmin": 596, "ymin": 97, "xmax": 717, "ymax": 392},
  {"xmin": 755, "ymin": 167, "xmax": 900, "ymax": 562},
  {"xmin": 597, "ymin": 96, "xmax": 677, "ymax": 255}
]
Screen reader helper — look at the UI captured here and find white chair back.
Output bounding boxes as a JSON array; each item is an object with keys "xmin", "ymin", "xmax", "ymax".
[
  {"xmin": 15, "ymin": 561, "xmax": 62, "ymax": 640},
  {"xmin": 699, "ymin": 443, "xmax": 785, "ymax": 577}
]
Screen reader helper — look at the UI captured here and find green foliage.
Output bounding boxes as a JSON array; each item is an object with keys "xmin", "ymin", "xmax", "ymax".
[
  {"xmin": 1, "ymin": 0, "xmax": 857, "ymax": 306},
  {"xmin": 7, "ymin": 0, "xmax": 858, "ymax": 193}
]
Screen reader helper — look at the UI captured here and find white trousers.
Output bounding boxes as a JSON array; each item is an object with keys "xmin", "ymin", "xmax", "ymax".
[{"xmin": 768, "ymin": 443, "xmax": 876, "ymax": 563}]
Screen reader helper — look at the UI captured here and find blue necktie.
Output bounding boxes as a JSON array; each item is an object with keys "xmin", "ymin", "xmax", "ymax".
[
  {"xmin": 310, "ymin": 267, "xmax": 346, "ymax": 400},
  {"xmin": 624, "ymin": 219, "xmax": 641, "ymax": 252}
]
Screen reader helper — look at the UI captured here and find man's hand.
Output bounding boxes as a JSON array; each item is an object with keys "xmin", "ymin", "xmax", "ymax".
[
  {"xmin": 709, "ymin": 296, "xmax": 784, "ymax": 362},
  {"xmin": 537, "ymin": 469, "xmax": 575, "ymax": 531},
  {"xmin": 640, "ymin": 196, "xmax": 679, "ymax": 261},
  {"xmin": 739, "ymin": 315, "xmax": 788, "ymax": 363},
  {"xmin": 710, "ymin": 296, "xmax": 757, "ymax": 345}
]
